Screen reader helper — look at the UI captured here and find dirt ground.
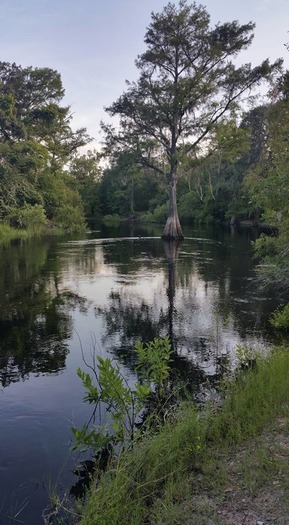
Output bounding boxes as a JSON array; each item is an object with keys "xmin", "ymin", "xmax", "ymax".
[{"xmin": 183, "ymin": 416, "xmax": 289, "ymax": 525}]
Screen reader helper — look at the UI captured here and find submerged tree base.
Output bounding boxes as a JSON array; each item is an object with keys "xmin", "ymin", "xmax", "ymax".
[
  {"xmin": 162, "ymin": 216, "xmax": 184, "ymax": 241},
  {"xmin": 162, "ymin": 233, "xmax": 184, "ymax": 241}
]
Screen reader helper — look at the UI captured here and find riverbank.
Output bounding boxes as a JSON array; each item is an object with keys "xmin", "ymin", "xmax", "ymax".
[
  {"xmin": 78, "ymin": 347, "xmax": 289, "ymax": 525},
  {"xmin": 0, "ymin": 222, "xmax": 86, "ymax": 244},
  {"xmin": 0, "ymin": 223, "xmax": 34, "ymax": 242}
]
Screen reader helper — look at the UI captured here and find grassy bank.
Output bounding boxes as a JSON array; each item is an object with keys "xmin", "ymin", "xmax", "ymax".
[
  {"xmin": 79, "ymin": 347, "xmax": 289, "ymax": 525},
  {"xmin": 0, "ymin": 223, "xmax": 33, "ymax": 243},
  {"xmin": 0, "ymin": 222, "xmax": 86, "ymax": 244}
]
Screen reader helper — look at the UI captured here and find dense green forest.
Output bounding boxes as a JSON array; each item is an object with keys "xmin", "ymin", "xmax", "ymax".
[
  {"xmin": 0, "ymin": 62, "xmax": 92, "ymax": 233},
  {"xmin": 0, "ymin": 1, "xmax": 289, "ymax": 284}
]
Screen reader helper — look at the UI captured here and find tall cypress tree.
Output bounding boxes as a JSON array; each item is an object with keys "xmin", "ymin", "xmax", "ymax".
[{"xmin": 103, "ymin": 1, "xmax": 281, "ymax": 239}]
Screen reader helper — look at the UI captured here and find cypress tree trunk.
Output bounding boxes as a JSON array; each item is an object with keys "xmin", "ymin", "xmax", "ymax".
[{"xmin": 162, "ymin": 169, "xmax": 184, "ymax": 240}]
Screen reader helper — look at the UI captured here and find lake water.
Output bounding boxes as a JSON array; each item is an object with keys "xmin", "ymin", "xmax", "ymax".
[{"xmin": 0, "ymin": 223, "xmax": 285, "ymax": 524}]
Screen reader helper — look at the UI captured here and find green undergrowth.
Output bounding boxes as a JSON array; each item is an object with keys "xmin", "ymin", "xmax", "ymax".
[
  {"xmin": 0, "ymin": 223, "xmax": 55, "ymax": 243},
  {"xmin": 0, "ymin": 223, "xmax": 32, "ymax": 242},
  {"xmin": 270, "ymin": 303, "xmax": 289, "ymax": 330},
  {"xmin": 0, "ymin": 221, "xmax": 86, "ymax": 244},
  {"xmin": 79, "ymin": 347, "xmax": 289, "ymax": 525}
]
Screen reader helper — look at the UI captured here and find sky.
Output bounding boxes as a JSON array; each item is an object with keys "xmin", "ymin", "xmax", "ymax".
[{"xmin": 1, "ymin": 0, "xmax": 289, "ymax": 148}]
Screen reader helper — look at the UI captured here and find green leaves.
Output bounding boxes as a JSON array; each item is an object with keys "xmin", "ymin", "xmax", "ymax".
[
  {"xmin": 244, "ymin": 96, "xmax": 289, "ymax": 288},
  {"xmin": 0, "ymin": 61, "xmax": 90, "ymax": 231},
  {"xmin": 97, "ymin": 356, "xmax": 133, "ymax": 407},
  {"xmin": 269, "ymin": 303, "xmax": 289, "ymax": 330},
  {"xmin": 72, "ymin": 338, "xmax": 173, "ymax": 455},
  {"xmin": 135, "ymin": 337, "xmax": 173, "ymax": 387},
  {"xmin": 71, "ymin": 425, "xmax": 110, "ymax": 453},
  {"xmin": 77, "ymin": 368, "xmax": 100, "ymax": 404}
]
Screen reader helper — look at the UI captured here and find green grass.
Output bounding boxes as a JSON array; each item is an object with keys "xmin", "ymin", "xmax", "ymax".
[
  {"xmin": 0, "ymin": 223, "xmax": 32, "ymax": 243},
  {"xmin": 205, "ymin": 347, "xmax": 289, "ymax": 445},
  {"xmin": 0, "ymin": 221, "xmax": 86, "ymax": 244},
  {"xmin": 79, "ymin": 347, "xmax": 289, "ymax": 525}
]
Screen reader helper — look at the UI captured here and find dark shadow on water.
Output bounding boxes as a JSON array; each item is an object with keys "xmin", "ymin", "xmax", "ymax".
[{"xmin": 163, "ymin": 239, "xmax": 182, "ymax": 350}]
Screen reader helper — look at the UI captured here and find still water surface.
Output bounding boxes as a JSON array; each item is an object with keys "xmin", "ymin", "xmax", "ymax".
[{"xmin": 0, "ymin": 223, "xmax": 285, "ymax": 524}]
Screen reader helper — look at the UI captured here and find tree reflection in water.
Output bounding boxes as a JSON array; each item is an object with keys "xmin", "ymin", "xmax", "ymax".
[
  {"xmin": 94, "ymin": 238, "xmax": 226, "ymax": 396},
  {"xmin": 0, "ymin": 238, "xmax": 89, "ymax": 387},
  {"xmin": 163, "ymin": 239, "xmax": 182, "ymax": 349},
  {"xmin": 93, "ymin": 227, "xmax": 285, "ymax": 398}
]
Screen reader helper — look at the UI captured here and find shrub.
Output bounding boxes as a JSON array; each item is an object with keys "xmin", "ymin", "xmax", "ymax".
[
  {"xmin": 141, "ymin": 203, "xmax": 169, "ymax": 223},
  {"xmin": 270, "ymin": 303, "xmax": 289, "ymax": 330},
  {"xmin": 7, "ymin": 203, "xmax": 47, "ymax": 233},
  {"xmin": 102, "ymin": 214, "xmax": 121, "ymax": 226},
  {"xmin": 53, "ymin": 205, "xmax": 86, "ymax": 232},
  {"xmin": 72, "ymin": 338, "xmax": 173, "ymax": 456}
]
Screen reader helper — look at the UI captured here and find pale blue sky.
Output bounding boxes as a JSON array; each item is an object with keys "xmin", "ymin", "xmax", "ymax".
[{"xmin": 1, "ymin": 0, "xmax": 288, "ymax": 145}]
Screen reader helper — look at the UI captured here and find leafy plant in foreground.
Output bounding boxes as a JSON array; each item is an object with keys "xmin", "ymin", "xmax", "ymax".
[{"xmin": 72, "ymin": 337, "xmax": 173, "ymax": 456}]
